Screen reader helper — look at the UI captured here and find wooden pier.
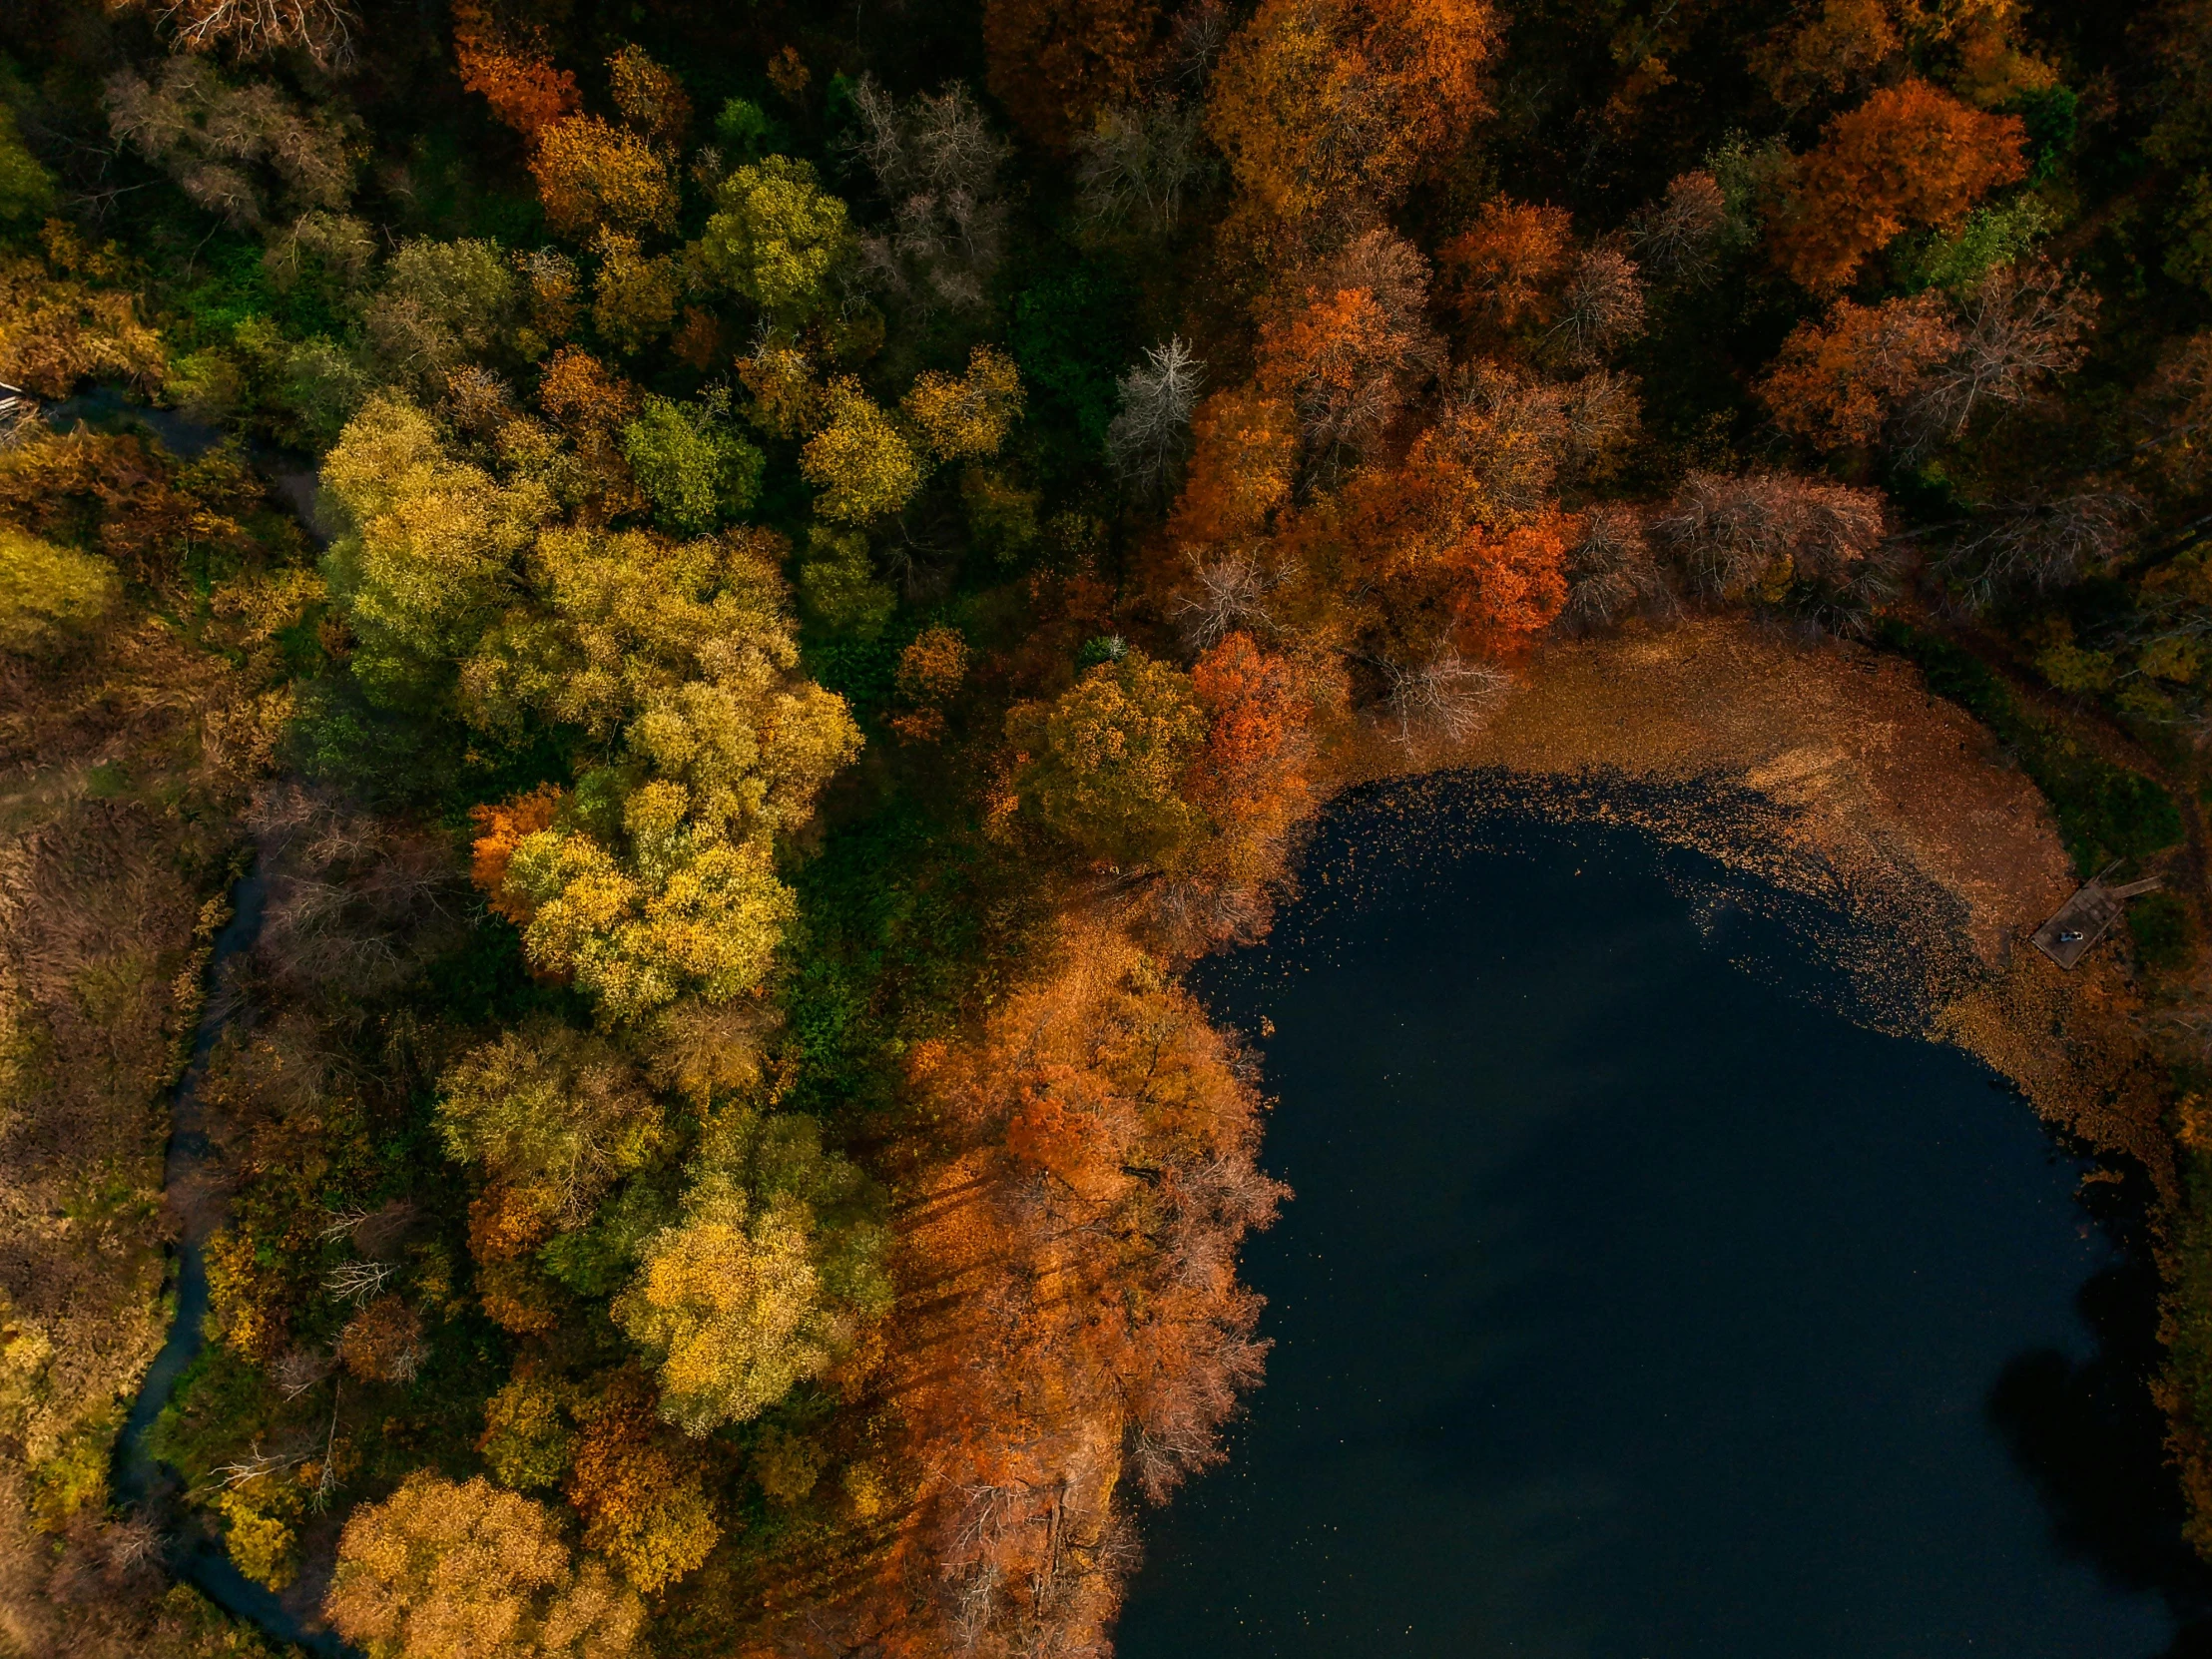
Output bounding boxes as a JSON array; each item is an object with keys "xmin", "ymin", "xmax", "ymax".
[{"xmin": 2031, "ymin": 866, "xmax": 2165, "ymax": 969}]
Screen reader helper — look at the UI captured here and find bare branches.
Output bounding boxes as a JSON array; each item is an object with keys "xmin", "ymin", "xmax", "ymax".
[
  {"xmin": 1562, "ymin": 504, "xmax": 1668, "ymax": 629},
  {"xmin": 142, "ymin": 0, "xmax": 360, "ymax": 71},
  {"xmin": 1380, "ymin": 648, "xmax": 1512, "ymax": 744},
  {"xmin": 1937, "ymin": 488, "xmax": 2146, "ymax": 613},
  {"xmin": 1106, "ymin": 337, "xmax": 1204, "ymax": 498},
  {"xmin": 1631, "ymin": 171, "xmax": 1730, "ymax": 288},
  {"xmin": 845, "ymin": 78, "xmax": 1009, "ymax": 315},
  {"xmin": 1902, "ymin": 263, "xmax": 2095, "ymax": 453},
  {"xmin": 271, "ymin": 1345, "xmax": 336, "ymax": 1400},
  {"xmin": 1652, "ymin": 471, "xmax": 1888, "ymax": 607},
  {"xmin": 1549, "ymin": 246, "xmax": 1647, "ymax": 366},
  {"xmin": 325, "ymin": 1258, "xmax": 394, "ymax": 1305},
  {"xmin": 1172, "ymin": 546, "xmax": 1291, "ymax": 655},
  {"xmin": 1075, "ymin": 103, "xmax": 1208, "ymax": 232}
]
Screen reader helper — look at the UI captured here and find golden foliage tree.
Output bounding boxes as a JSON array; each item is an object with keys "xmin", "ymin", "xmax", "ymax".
[
  {"xmin": 325, "ymin": 1472, "xmax": 643, "ymax": 1659},
  {"xmin": 1005, "ymin": 651, "xmax": 1209, "ymax": 869},
  {"xmin": 1206, "ymin": 0, "xmax": 1498, "ymax": 225},
  {"xmin": 612, "ymin": 1108, "xmax": 889, "ymax": 1433},
  {"xmin": 530, "ymin": 117, "xmax": 678, "ymax": 239}
]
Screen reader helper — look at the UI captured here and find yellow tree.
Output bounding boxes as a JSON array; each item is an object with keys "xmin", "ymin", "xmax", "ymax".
[{"xmin": 324, "ymin": 1472, "xmax": 643, "ymax": 1659}]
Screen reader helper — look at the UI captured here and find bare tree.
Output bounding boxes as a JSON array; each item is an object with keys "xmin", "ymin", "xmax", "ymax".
[
  {"xmin": 845, "ymin": 78, "xmax": 1009, "ymax": 314},
  {"xmin": 1561, "ymin": 504, "xmax": 1669, "ymax": 629},
  {"xmin": 1167, "ymin": 0, "xmax": 1233, "ymax": 91},
  {"xmin": 1631, "ymin": 171, "xmax": 1730, "ymax": 287},
  {"xmin": 1558, "ymin": 368, "xmax": 1643, "ymax": 482},
  {"xmin": 325, "ymin": 1258, "xmax": 394, "ymax": 1305},
  {"xmin": 1172, "ymin": 547, "xmax": 1295, "ymax": 654},
  {"xmin": 1107, "ymin": 337, "xmax": 1204, "ymax": 498},
  {"xmin": 1651, "ymin": 471, "xmax": 1889, "ymax": 622},
  {"xmin": 1550, "ymin": 247, "xmax": 1647, "ymax": 366},
  {"xmin": 1937, "ymin": 488, "xmax": 2146, "ymax": 612},
  {"xmin": 1380, "ymin": 648, "xmax": 1512, "ymax": 744},
  {"xmin": 1902, "ymin": 263, "xmax": 2095, "ymax": 452},
  {"xmin": 1076, "ymin": 103, "xmax": 1208, "ymax": 232},
  {"xmin": 121, "ymin": 0, "xmax": 359, "ymax": 69},
  {"xmin": 271, "ymin": 1346, "xmax": 337, "ymax": 1400}
]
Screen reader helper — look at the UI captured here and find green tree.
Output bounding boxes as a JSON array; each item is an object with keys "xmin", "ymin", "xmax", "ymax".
[
  {"xmin": 619, "ymin": 394, "xmax": 764, "ymax": 534},
  {"xmin": 795, "ymin": 524, "xmax": 895, "ymax": 637},
  {"xmin": 1007, "ymin": 650, "xmax": 1208, "ymax": 868},
  {"xmin": 437, "ymin": 1021, "xmax": 665, "ymax": 1225},
  {"xmin": 0, "ymin": 107, "xmax": 57, "ymax": 222},
  {"xmin": 697, "ymin": 156, "xmax": 849, "ymax": 314}
]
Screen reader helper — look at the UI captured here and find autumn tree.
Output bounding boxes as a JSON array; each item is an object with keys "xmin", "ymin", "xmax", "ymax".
[
  {"xmin": 1169, "ymin": 386, "xmax": 1301, "ymax": 545},
  {"xmin": 364, "ymin": 239, "xmax": 522, "ymax": 394},
  {"xmin": 1440, "ymin": 197, "xmax": 1574, "ymax": 335},
  {"xmin": 531, "ymin": 117, "xmax": 678, "ymax": 239},
  {"xmin": 901, "ymin": 344, "xmax": 1025, "ymax": 463},
  {"xmin": 452, "ymin": 1, "xmax": 580, "ymax": 138},
  {"xmin": 318, "ymin": 393, "xmax": 550, "ymax": 702},
  {"xmin": 888, "ymin": 928, "xmax": 1284, "ymax": 1649},
  {"xmin": 619, "ymin": 393, "xmax": 764, "ymax": 533},
  {"xmin": 984, "ymin": 0, "xmax": 1166, "ymax": 148},
  {"xmin": 324, "ymin": 1472, "xmax": 643, "ymax": 1659},
  {"xmin": 564, "ymin": 1381, "xmax": 719, "ymax": 1592},
  {"xmin": 697, "ymin": 156, "xmax": 849, "ymax": 315},
  {"xmin": 1005, "ymin": 651, "xmax": 1209, "ymax": 868},
  {"xmin": 612, "ymin": 1107, "xmax": 889, "ymax": 1433},
  {"xmin": 0, "ymin": 527, "xmax": 117, "ymax": 656},
  {"xmin": 802, "ymin": 379, "xmax": 922, "ymax": 522},
  {"xmin": 890, "ymin": 624, "xmax": 970, "ymax": 740},
  {"xmin": 1773, "ymin": 78, "xmax": 2027, "ymax": 291},
  {"xmin": 1207, "ymin": 0, "xmax": 1498, "ymax": 226},
  {"xmin": 1759, "ymin": 292, "xmax": 1960, "ymax": 449},
  {"xmin": 1255, "ymin": 229, "xmax": 1440, "ymax": 465},
  {"xmin": 464, "ymin": 527, "xmax": 861, "ymax": 1017},
  {"xmin": 438, "ymin": 1021, "xmax": 665, "ymax": 1228},
  {"xmin": 605, "ymin": 45, "xmax": 692, "ymax": 150}
]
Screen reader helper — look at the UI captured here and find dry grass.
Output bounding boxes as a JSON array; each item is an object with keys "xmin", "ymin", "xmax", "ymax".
[{"xmin": 0, "ymin": 611, "xmax": 274, "ymax": 1656}]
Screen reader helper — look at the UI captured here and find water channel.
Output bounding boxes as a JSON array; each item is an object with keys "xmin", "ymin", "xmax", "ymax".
[{"xmin": 1117, "ymin": 775, "xmax": 2212, "ymax": 1659}]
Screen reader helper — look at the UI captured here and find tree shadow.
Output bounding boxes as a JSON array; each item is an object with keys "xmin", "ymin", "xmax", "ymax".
[{"xmin": 1988, "ymin": 1242, "xmax": 2212, "ymax": 1657}]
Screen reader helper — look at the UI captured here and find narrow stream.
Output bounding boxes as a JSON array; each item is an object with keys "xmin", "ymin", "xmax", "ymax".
[
  {"xmin": 110, "ymin": 867, "xmax": 348, "ymax": 1655},
  {"xmin": 1116, "ymin": 776, "xmax": 2212, "ymax": 1659}
]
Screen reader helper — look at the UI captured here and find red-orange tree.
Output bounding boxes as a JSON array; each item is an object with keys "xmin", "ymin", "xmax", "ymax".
[{"xmin": 1774, "ymin": 78, "xmax": 2026, "ymax": 291}]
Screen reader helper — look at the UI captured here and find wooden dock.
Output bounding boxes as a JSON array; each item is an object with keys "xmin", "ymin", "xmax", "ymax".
[{"xmin": 2031, "ymin": 868, "xmax": 2164, "ymax": 969}]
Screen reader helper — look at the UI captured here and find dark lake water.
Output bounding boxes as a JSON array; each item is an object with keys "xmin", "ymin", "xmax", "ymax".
[{"xmin": 1116, "ymin": 776, "xmax": 2212, "ymax": 1659}]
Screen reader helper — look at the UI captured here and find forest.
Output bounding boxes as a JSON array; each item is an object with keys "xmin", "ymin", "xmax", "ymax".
[{"xmin": 1, "ymin": 0, "xmax": 2211, "ymax": 1653}]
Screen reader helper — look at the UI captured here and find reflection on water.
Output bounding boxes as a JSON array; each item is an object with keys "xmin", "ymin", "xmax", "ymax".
[{"xmin": 1115, "ymin": 775, "xmax": 2209, "ymax": 1659}]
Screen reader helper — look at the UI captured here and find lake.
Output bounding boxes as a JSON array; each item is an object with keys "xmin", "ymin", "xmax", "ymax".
[{"xmin": 1115, "ymin": 775, "xmax": 2210, "ymax": 1659}]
